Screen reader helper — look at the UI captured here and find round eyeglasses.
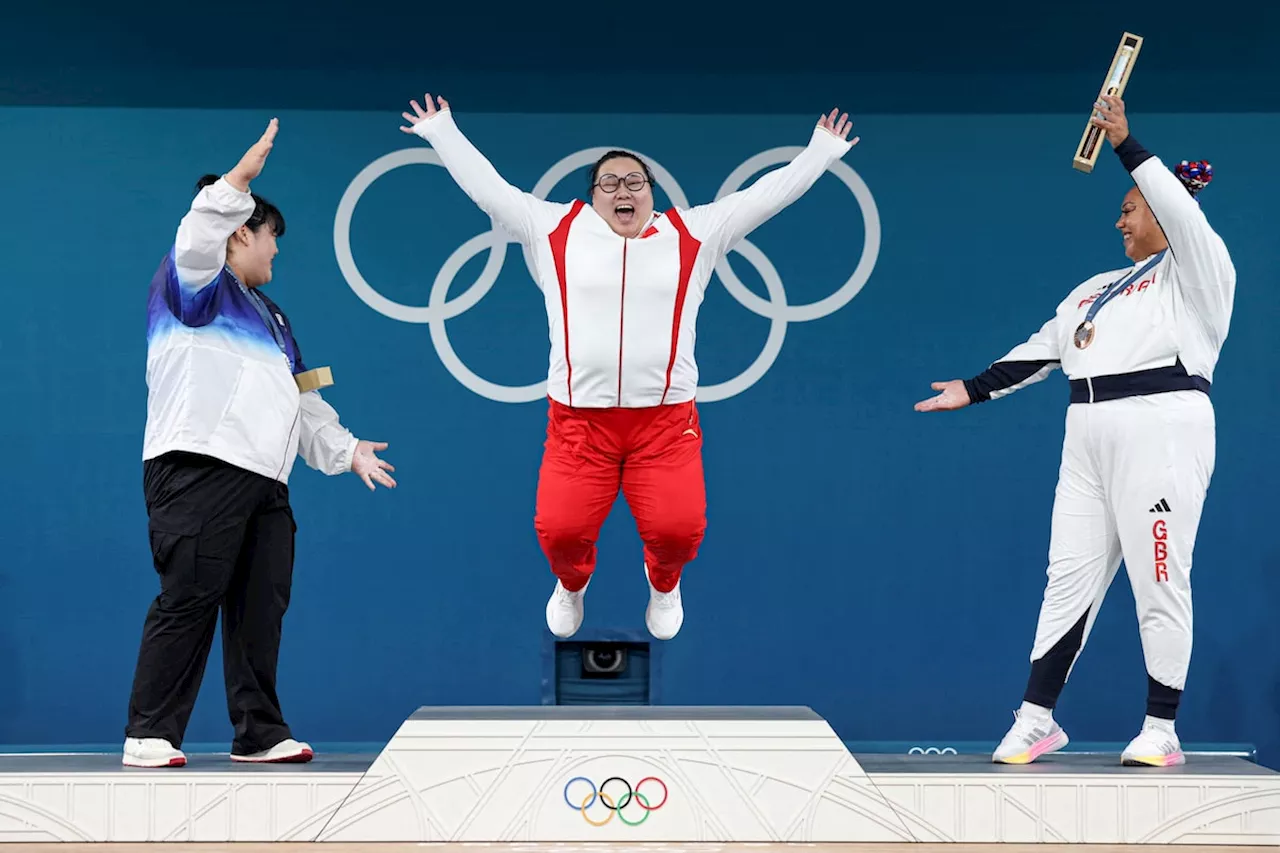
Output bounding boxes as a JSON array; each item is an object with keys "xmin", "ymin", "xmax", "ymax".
[{"xmin": 594, "ymin": 172, "xmax": 648, "ymax": 193}]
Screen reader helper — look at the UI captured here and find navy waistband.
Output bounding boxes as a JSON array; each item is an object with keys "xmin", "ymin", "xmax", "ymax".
[{"xmin": 1069, "ymin": 361, "xmax": 1210, "ymax": 404}]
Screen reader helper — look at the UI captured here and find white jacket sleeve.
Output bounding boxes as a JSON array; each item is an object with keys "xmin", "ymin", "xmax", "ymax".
[
  {"xmin": 1120, "ymin": 138, "xmax": 1236, "ymax": 348},
  {"xmin": 165, "ymin": 177, "xmax": 256, "ymax": 326},
  {"xmin": 409, "ymin": 109, "xmax": 573, "ymax": 244},
  {"xmin": 963, "ymin": 315, "xmax": 1063, "ymax": 404},
  {"xmin": 678, "ymin": 125, "xmax": 853, "ymax": 254},
  {"xmin": 296, "ymin": 390, "xmax": 359, "ymax": 475},
  {"xmin": 173, "ymin": 177, "xmax": 256, "ymax": 292}
]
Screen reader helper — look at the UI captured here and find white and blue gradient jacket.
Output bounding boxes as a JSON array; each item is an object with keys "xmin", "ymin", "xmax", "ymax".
[{"xmin": 142, "ymin": 176, "xmax": 358, "ymax": 484}]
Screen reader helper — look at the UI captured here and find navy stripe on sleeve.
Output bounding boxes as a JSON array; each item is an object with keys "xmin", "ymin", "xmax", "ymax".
[
  {"xmin": 1114, "ymin": 135, "xmax": 1153, "ymax": 173},
  {"xmin": 965, "ymin": 360, "xmax": 1058, "ymax": 404}
]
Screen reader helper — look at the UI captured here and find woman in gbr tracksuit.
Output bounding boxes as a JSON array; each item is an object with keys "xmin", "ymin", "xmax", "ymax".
[
  {"xmin": 401, "ymin": 93, "xmax": 857, "ymax": 641},
  {"xmin": 916, "ymin": 95, "xmax": 1234, "ymax": 766}
]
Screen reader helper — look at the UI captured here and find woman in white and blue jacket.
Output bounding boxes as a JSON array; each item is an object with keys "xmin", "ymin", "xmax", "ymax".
[{"xmin": 123, "ymin": 119, "xmax": 396, "ymax": 769}]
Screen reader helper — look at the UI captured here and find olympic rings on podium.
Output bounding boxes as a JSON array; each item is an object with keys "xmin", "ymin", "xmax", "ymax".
[{"xmin": 563, "ymin": 775, "xmax": 669, "ymax": 825}]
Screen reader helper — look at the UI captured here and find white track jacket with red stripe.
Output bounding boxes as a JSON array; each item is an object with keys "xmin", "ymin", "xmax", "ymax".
[{"xmin": 412, "ymin": 110, "xmax": 853, "ymax": 409}]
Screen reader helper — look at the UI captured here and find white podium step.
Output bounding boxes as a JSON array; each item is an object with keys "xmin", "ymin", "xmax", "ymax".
[
  {"xmin": 1, "ymin": 705, "xmax": 1278, "ymax": 844},
  {"xmin": 861, "ymin": 752, "xmax": 1280, "ymax": 845},
  {"xmin": 319, "ymin": 705, "xmax": 903, "ymax": 843}
]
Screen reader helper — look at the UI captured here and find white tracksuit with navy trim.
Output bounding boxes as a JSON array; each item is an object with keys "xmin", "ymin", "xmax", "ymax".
[{"xmin": 963, "ymin": 141, "xmax": 1235, "ymax": 693}]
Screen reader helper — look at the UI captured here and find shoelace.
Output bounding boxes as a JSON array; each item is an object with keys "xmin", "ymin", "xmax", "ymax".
[
  {"xmin": 651, "ymin": 589, "xmax": 680, "ymax": 609},
  {"xmin": 1140, "ymin": 733, "xmax": 1177, "ymax": 753},
  {"xmin": 1011, "ymin": 715, "xmax": 1052, "ymax": 743}
]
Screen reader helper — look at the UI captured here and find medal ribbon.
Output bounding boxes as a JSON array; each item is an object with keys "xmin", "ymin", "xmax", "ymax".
[
  {"xmin": 1081, "ymin": 249, "xmax": 1167, "ymax": 327},
  {"xmin": 243, "ymin": 283, "xmax": 294, "ymax": 372}
]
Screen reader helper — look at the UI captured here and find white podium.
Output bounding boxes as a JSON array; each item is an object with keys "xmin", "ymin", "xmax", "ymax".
[
  {"xmin": 319, "ymin": 705, "xmax": 905, "ymax": 842},
  {"xmin": 1, "ymin": 705, "xmax": 1279, "ymax": 844}
]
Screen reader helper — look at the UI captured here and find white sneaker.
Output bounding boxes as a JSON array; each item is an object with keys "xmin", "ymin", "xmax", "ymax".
[
  {"xmin": 644, "ymin": 563, "xmax": 684, "ymax": 640},
  {"xmin": 1121, "ymin": 718, "xmax": 1185, "ymax": 766},
  {"xmin": 546, "ymin": 579, "xmax": 587, "ymax": 638},
  {"xmin": 992, "ymin": 709, "xmax": 1069, "ymax": 764},
  {"xmin": 231, "ymin": 738, "xmax": 314, "ymax": 763},
  {"xmin": 122, "ymin": 737, "xmax": 186, "ymax": 768}
]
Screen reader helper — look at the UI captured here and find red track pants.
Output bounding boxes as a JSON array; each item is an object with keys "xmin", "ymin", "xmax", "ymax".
[{"xmin": 534, "ymin": 398, "xmax": 707, "ymax": 594}]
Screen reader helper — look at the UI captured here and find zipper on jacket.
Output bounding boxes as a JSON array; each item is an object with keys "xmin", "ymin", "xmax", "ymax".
[
  {"xmin": 617, "ymin": 238, "xmax": 628, "ymax": 406},
  {"xmin": 275, "ymin": 406, "xmax": 301, "ymax": 482}
]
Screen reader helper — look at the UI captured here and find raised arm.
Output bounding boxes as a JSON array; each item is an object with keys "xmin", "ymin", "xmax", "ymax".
[
  {"xmin": 915, "ymin": 315, "xmax": 1062, "ymax": 412},
  {"xmin": 679, "ymin": 109, "xmax": 857, "ymax": 253},
  {"xmin": 173, "ymin": 179, "xmax": 254, "ymax": 293},
  {"xmin": 401, "ymin": 94, "xmax": 571, "ymax": 244},
  {"xmin": 167, "ymin": 119, "xmax": 277, "ymax": 325},
  {"xmin": 1093, "ymin": 95, "xmax": 1236, "ymax": 346}
]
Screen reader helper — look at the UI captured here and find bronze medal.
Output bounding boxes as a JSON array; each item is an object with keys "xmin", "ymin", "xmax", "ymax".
[{"xmin": 1073, "ymin": 320, "xmax": 1095, "ymax": 350}]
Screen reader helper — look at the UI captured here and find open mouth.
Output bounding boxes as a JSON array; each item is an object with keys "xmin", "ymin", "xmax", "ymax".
[{"xmin": 615, "ymin": 203, "xmax": 635, "ymax": 223}]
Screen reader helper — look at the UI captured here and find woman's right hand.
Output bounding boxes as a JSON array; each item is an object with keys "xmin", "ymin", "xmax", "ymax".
[
  {"xmin": 226, "ymin": 118, "xmax": 278, "ymax": 192},
  {"xmin": 816, "ymin": 108, "xmax": 857, "ymax": 145},
  {"xmin": 401, "ymin": 93, "xmax": 450, "ymax": 133},
  {"xmin": 914, "ymin": 379, "xmax": 972, "ymax": 412}
]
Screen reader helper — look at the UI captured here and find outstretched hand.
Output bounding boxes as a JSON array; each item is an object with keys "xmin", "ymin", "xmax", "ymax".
[
  {"xmin": 914, "ymin": 380, "xmax": 971, "ymax": 413},
  {"xmin": 401, "ymin": 94, "xmax": 450, "ymax": 134},
  {"xmin": 352, "ymin": 439, "xmax": 397, "ymax": 491},
  {"xmin": 226, "ymin": 118, "xmax": 278, "ymax": 192},
  {"xmin": 817, "ymin": 108, "xmax": 859, "ymax": 146},
  {"xmin": 1090, "ymin": 94, "xmax": 1130, "ymax": 148}
]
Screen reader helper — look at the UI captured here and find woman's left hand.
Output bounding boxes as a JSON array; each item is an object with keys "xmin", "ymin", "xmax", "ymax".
[{"xmin": 352, "ymin": 440, "xmax": 397, "ymax": 490}]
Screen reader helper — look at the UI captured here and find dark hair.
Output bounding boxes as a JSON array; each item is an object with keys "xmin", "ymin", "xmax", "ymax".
[
  {"xmin": 196, "ymin": 173, "xmax": 286, "ymax": 237},
  {"xmin": 588, "ymin": 150, "xmax": 654, "ymax": 196}
]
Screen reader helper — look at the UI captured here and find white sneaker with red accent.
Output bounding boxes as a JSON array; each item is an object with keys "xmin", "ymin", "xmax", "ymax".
[
  {"xmin": 230, "ymin": 738, "xmax": 314, "ymax": 763},
  {"xmin": 1121, "ymin": 718, "xmax": 1185, "ymax": 766},
  {"xmin": 122, "ymin": 737, "xmax": 186, "ymax": 768}
]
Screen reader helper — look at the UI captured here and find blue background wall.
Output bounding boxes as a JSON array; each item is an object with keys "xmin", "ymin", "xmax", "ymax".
[{"xmin": 2, "ymin": 1, "xmax": 1278, "ymax": 763}]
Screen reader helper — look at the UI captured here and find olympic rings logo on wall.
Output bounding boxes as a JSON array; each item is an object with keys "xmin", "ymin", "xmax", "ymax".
[
  {"xmin": 907, "ymin": 746, "xmax": 957, "ymax": 755},
  {"xmin": 334, "ymin": 143, "xmax": 881, "ymax": 404},
  {"xmin": 562, "ymin": 775, "xmax": 669, "ymax": 826}
]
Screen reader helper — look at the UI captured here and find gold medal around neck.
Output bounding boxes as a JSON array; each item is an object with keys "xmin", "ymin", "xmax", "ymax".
[{"xmin": 1073, "ymin": 320, "xmax": 1096, "ymax": 349}]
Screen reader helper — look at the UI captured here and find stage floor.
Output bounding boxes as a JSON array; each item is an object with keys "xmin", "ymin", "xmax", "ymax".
[
  {"xmin": 20, "ymin": 844, "xmax": 1280, "ymax": 852},
  {"xmin": 858, "ymin": 752, "xmax": 1280, "ymax": 776},
  {"xmin": 2, "ymin": 750, "xmax": 1274, "ymax": 777},
  {"xmin": 0, "ymin": 753, "xmax": 376, "ymax": 775}
]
